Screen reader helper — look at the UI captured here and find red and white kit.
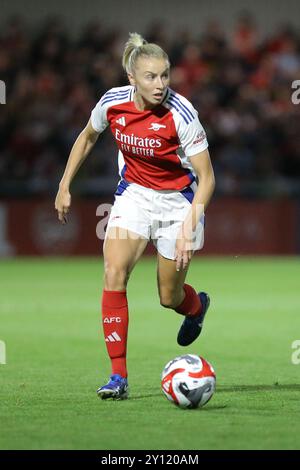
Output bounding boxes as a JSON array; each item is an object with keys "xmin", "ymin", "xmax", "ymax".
[{"xmin": 91, "ymin": 85, "xmax": 209, "ymax": 259}]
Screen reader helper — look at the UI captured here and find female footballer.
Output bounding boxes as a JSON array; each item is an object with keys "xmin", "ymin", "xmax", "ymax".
[{"xmin": 55, "ymin": 33, "xmax": 215, "ymax": 400}]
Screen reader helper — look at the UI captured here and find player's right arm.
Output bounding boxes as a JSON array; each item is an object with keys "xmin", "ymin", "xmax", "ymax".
[{"xmin": 55, "ymin": 119, "xmax": 100, "ymax": 224}]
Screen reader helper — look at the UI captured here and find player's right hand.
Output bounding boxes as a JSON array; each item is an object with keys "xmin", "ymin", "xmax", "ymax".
[{"xmin": 55, "ymin": 187, "xmax": 71, "ymax": 224}]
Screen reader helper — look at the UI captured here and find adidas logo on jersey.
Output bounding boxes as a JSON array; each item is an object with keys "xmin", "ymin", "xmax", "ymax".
[
  {"xmin": 148, "ymin": 123, "xmax": 166, "ymax": 131},
  {"xmin": 105, "ymin": 331, "xmax": 121, "ymax": 342},
  {"xmin": 116, "ymin": 116, "xmax": 126, "ymax": 126}
]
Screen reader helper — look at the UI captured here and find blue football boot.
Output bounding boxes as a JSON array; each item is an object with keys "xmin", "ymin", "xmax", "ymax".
[
  {"xmin": 177, "ymin": 292, "xmax": 210, "ymax": 346},
  {"xmin": 97, "ymin": 374, "xmax": 129, "ymax": 400}
]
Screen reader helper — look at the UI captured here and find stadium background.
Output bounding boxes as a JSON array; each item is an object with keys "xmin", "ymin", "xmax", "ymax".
[
  {"xmin": 1, "ymin": 0, "xmax": 300, "ymax": 256},
  {"xmin": 1, "ymin": 0, "xmax": 300, "ymax": 451}
]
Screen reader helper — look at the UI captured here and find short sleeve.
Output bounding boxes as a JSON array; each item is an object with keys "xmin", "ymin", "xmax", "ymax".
[
  {"xmin": 90, "ymin": 98, "xmax": 109, "ymax": 133},
  {"xmin": 178, "ymin": 112, "xmax": 208, "ymax": 157}
]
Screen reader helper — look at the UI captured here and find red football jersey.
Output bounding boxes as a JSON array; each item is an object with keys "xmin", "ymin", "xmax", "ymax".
[{"xmin": 91, "ymin": 86, "xmax": 208, "ymax": 190}]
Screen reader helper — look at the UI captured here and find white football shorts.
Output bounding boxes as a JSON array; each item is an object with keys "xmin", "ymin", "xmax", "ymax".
[{"xmin": 105, "ymin": 181, "xmax": 205, "ymax": 260}]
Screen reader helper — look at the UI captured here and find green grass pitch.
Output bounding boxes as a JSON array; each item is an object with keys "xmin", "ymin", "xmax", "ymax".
[{"xmin": 0, "ymin": 256, "xmax": 300, "ymax": 450}]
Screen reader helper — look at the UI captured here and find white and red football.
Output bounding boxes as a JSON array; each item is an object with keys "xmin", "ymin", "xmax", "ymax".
[{"xmin": 161, "ymin": 354, "xmax": 216, "ymax": 409}]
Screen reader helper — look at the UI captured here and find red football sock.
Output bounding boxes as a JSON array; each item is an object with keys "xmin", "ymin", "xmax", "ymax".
[
  {"xmin": 175, "ymin": 284, "xmax": 202, "ymax": 317},
  {"xmin": 102, "ymin": 290, "xmax": 128, "ymax": 378}
]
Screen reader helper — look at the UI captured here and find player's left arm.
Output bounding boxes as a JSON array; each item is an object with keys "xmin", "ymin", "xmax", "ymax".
[
  {"xmin": 175, "ymin": 149, "xmax": 215, "ymax": 271},
  {"xmin": 187, "ymin": 148, "xmax": 215, "ymax": 230}
]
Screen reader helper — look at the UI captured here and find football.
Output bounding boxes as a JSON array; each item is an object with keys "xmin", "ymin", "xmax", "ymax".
[{"xmin": 161, "ymin": 354, "xmax": 216, "ymax": 409}]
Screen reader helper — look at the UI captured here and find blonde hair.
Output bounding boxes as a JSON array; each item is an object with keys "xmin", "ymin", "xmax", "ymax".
[{"xmin": 122, "ymin": 32, "xmax": 169, "ymax": 74}]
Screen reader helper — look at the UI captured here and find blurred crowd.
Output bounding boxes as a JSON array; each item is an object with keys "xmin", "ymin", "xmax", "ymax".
[{"xmin": 1, "ymin": 13, "xmax": 300, "ymax": 198}]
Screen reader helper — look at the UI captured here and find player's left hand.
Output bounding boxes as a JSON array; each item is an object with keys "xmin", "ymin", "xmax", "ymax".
[{"xmin": 175, "ymin": 228, "xmax": 194, "ymax": 271}]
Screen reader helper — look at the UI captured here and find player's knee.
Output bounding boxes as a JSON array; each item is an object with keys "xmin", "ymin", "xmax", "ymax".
[
  {"xmin": 159, "ymin": 290, "xmax": 179, "ymax": 309},
  {"xmin": 104, "ymin": 263, "xmax": 130, "ymax": 290}
]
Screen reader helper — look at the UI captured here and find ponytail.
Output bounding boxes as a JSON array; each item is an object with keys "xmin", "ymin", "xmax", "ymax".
[{"xmin": 122, "ymin": 32, "xmax": 169, "ymax": 74}]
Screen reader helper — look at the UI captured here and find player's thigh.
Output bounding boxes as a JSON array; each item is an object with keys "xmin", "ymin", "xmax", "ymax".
[
  {"xmin": 104, "ymin": 227, "xmax": 148, "ymax": 274},
  {"xmin": 157, "ymin": 253, "xmax": 190, "ymax": 306}
]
